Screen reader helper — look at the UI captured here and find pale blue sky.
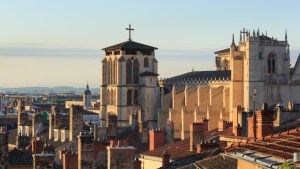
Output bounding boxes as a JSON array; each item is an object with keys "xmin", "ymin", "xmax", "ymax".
[{"xmin": 1, "ymin": 0, "xmax": 300, "ymax": 87}]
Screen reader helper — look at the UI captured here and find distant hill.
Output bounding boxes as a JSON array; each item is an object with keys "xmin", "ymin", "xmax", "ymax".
[{"xmin": 0, "ymin": 86, "xmax": 99, "ymax": 95}]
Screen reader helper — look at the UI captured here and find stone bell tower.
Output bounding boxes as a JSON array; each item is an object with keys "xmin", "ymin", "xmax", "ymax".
[{"xmin": 100, "ymin": 25, "xmax": 160, "ymax": 130}]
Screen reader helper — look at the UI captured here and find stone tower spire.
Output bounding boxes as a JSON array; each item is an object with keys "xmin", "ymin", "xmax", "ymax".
[
  {"xmin": 285, "ymin": 29, "xmax": 288, "ymax": 42},
  {"xmin": 230, "ymin": 34, "xmax": 236, "ymax": 47}
]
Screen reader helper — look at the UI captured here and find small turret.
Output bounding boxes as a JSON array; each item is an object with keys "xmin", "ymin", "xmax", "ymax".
[
  {"xmin": 285, "ymin": 29, "xmax": 288, "ymax": 42},
  {"xmin": 230, "ymin": 34, "xmax": 236, "ymax": 48}
]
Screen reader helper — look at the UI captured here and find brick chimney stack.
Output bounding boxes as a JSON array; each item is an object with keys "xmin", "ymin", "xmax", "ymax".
[
  {"xmin": 149, "ymin": 129, "xmax": 165, "ymax": 151},
  {"xmin": 218, "ymin": 119, "xmax": 227, "ymax": 131},
  {"xmin": 256, "ymin": 103, "xmax": 274, "ymax": 139},
  {"xmin": 107, "ymin": 140, "xmax": 136, "ymax": 169},
  {"xmin": 32, "ymin": 138, "xmax": 44, "ymax": 154},
  {"xmin": 162, "ymin": 150, "xmax": 171, "ymax": 167},
  {"xmin": 134, "ymin": 157, "xmax": 141, "ymax": 169},
  {"xmin": 232, "ymin": 105, "xmax": 244, "ymax": 136},
  {"xmin": 190, "ymin": 123, "xmax": 204, "ymax": 151},
  {"xmin": 165, "ymin": 120, "xmax": 174, "ymax": 145},
  {"xmin": 197, "ymin": 117, "xmax": 209, "ymax": 131},
  {"xmin": 63, "ymin": 151, "xmax": 78, "ymax": 169}
]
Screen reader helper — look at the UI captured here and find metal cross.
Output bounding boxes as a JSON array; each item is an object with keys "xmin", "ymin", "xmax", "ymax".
[
  {"xmin": 126, "ymin": 24, "xmax": 134, "ymax": 41},
  {"xmin": 240, "ymin": 28, "xmax": 247, "ymax": 41}
]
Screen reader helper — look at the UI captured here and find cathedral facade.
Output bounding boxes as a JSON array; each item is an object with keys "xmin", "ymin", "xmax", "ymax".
[{"xmin": 159, "ymin": 29, "xmax": 300, "ymax": 139}]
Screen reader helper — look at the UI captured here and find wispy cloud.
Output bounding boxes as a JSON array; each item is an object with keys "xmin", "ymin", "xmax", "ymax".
[{"xmin": 0, "ymin": 43, "xmax": 101, "ymax": 58}]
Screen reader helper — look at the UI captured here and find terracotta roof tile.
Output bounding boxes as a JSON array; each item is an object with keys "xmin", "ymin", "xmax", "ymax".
[
  {"xmin": 141, "ymin": 127, "xmax": 233, "ymax": 160},
  {"xmin": 225, "ymin": 130, "xmax": 300, "ymax": 160}
]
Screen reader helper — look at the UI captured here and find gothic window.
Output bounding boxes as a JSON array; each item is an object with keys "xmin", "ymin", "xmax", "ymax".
[
  {"xmin": 133, "ymin": 59, "xmax": 139, "ymax": 84},
  {"xmin": 144, "ymin": 57, "xmax": 149, "ymax": 67},
  {"xmin": 102, "ymin": 62, "xmax": 106, "ymax": 85},
  {"xmin": 107, "ymin": 59, "xmax": 111, "ymax": 84},
  {"xmin": 111, "ymin": 90, "xmax": 114, "ymax": 105},
  {"xmin": 268, "ymin": 53, "xmax": 276, "ymax": 74},
  {"xmin": 126, "ymin": 59, "xmax": 132, "ymax": 84},
  {"xmin": 223, "ymin": 59, "xmax": 229, "ymax": 70},
  {"xmin": 127, "ymin": 90, "xmax": 132, "ymax": 106},
  {"xmin": 114, "ymin": 61, "xmax": 117, "ymax": 84},
  {"xmin": 111, "ymin": 60, "xmax": 114, "ymax": 84},
  {"xmin": 134, "ymin": 90, "xmax": 138, "ymax": 105}
]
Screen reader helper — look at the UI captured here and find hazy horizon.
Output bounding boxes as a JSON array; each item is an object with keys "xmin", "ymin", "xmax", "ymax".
[{"xmin": 1, "ymin": 0, "xmax": 300, "ymax": 88}]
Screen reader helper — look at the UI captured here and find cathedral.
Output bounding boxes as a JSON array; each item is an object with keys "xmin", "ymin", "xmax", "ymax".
[{"xmin": 100, "ymin": 26, "xmax": 300, "ymax": 140}]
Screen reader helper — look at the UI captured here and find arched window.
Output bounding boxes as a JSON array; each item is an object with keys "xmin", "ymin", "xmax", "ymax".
[
  {"xmin": 112, "ymin": 90, "xmax": 116, "ymax": 105},
  {"xmin": 110, "ymin": 89, "xmax": 114, "ymax": 105},
  {"xmin": 134, "ymin": 90, "xmax": 139, "ymax": 105},
  {"xmin": 133, "ymin": 59, "xmax": 139, "ymax": 84},
  {"xmin": 107, "ymin": 59, "xmax": 111, "ymax": 84},
  {"xmin": 126, "ymin": 59, "xmax": 132, "ymax": 84},
  {"xmin": 268, "ymin": 53, "xmax": 276, "ymax": 74},
  {"xmin": 110, "ymin": 60, "xmax": 113, "ymax": 84},
  {"xmin": 114, "ymin": 61, "xmax": 117, "ymax": 84},
  {"xmin": 144, "ymin": 57, "xmax": 149, "ymax": 67},
  {"xmin": 127, "ymin": 90, "xmax": 132, "ymax": 106},
  {"xmin": 102, "ymin": 61, "xmax": 106, "ymax": 85},
  {"xmin": 223, "ymin": 59, "xmax": 229, "ymax": 70}
]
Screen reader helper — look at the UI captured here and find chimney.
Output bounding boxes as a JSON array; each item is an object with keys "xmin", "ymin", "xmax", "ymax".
[
  {"xmin": 233, "ymin": 105, "xmax": 244, "ymax": 136},
  {"xmin": 234, "ymin": 124, "xmax": 242, "ymax": 136},
  {"xmin": 190, "ymin": 123, "xmax": 204, "ymax": 151},
  {"xmin": 149, "ymin": 129, "xmax": 165, "ymax": 151},
  {"xmin": 63, "ymin": 152, "xmax": 78, "ymax": 169},
  {"xmin": 134, "ymin": 157, "xmax": 141, "ymax": 169},
  {"xmin": 162, "ymin": 150, "xmax": 170, "ymax": 167},
  {"xmin": 196, "ymin": 117, "xmax": 209, "ymax": 131},
  {"xmin": 94, "ymin": 123, "xmax": 98, "ymax": 141},
  {"xmin": 247, "ymin": 116, "xmax": 255, "ymax": 138},
  {"xmin": 165, "ymin": 120, "xmax": 174, "ymax": 144},
  {"xmin": 32, "ymin": 138, "xmax": 44, "ymax": 154},
  {"xmin": 218, "ymin": 120, "xmax": 227, "ymax": 131},
  {"xmin": 256, "ymin": 103, "xmax": 274, "ymax": 139},
  {"xmin": 196, "ymin": 141, "xmax": 219, "ymax": 154}
]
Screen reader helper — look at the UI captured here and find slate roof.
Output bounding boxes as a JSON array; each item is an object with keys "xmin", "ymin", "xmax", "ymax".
[
  {"xmin": 165, "ymin": 70, "xmax": 231, "ymax": 82},
  {"xmin": 259, "ymin": 35, "xmax": 273, "ymax": 41},
  {"xmin": 102, "ymin": 40, "xmax": 158, "ymax": 50},
  {"xmin": 273, "ymin": 119, "xmax": 300, "ymax": 133},
  {"xmin": 8, "ymin": 148, "xmax": 33, "ymax": 166},
  {"xmin": 140, "ymin": 71, "xmax": 159, "ymax": 77},
  {"xmin": 83, "ymin": 110, "xmax": 99, "ymax": 115},
  {"xmin": 214, "ymin": 47, "xmax": 238, "ymax": 54}
]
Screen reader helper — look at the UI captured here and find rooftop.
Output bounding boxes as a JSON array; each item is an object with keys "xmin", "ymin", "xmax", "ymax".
[
  {"xmin": 141, "ymin": 127, "xmax": 233, "ymax": 160},
  {"xmin": 164, "ymin": 70, "xmax": 231, "ymax": 83},
  {"xmin": 102, "ymin": 40, "xmax": 158, "ymax": 51},
  {"xmin": 8, "ymin": 148, "xmax": 33, "ymax": 166},
  {"xmin": 225, "ymin": 127, "xmax": 300, "ymax": 166}
]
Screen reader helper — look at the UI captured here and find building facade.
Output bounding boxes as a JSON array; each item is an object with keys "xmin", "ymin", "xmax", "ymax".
[{"xmin": 100, "ymin": 36, "xmax": 160, "ymax": 129}]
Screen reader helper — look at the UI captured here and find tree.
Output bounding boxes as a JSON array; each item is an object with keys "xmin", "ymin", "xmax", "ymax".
[{"xmin": 278, "ymin": 162, "xmax": 296, "ymax": 169}]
